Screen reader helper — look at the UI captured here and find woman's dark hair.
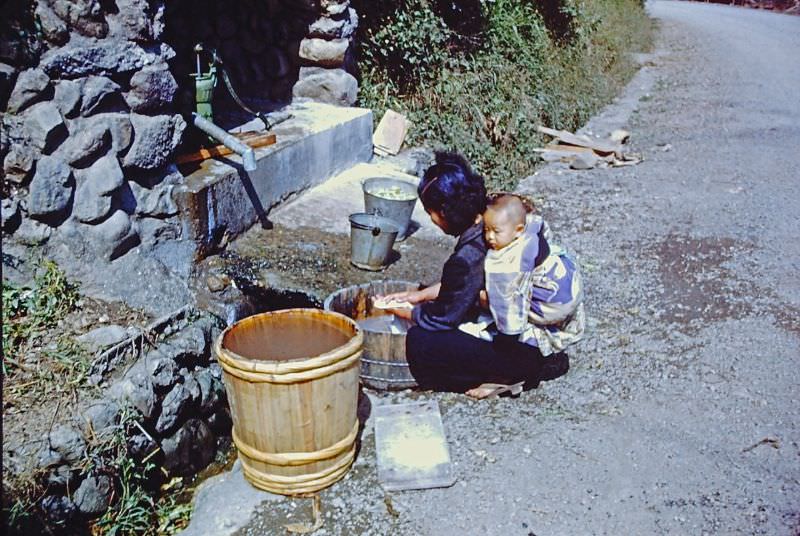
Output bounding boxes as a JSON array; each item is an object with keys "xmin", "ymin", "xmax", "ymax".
[{"xmin": 418, "ymin": 151, "xmax": 487, "ymax": 236}]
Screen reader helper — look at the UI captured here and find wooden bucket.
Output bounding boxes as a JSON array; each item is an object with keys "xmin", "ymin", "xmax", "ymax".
[
  {"xmin": 324, "ymin": 280, "xmax": 419, "ymax": 391},
  {"xmin": 214, "ymin": 308, "xmax": 362, "ymax": 495}
]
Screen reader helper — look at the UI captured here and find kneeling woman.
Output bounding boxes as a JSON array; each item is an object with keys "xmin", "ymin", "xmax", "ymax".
[{"xmin": 381, "ymin": 152, "xmax": 580, "ymax": 398}]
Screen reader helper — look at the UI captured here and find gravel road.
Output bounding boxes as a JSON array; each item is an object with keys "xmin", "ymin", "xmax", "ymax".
[{"xmin": 185, "ymin": 3, "xmax": 800, "ymax": 534}]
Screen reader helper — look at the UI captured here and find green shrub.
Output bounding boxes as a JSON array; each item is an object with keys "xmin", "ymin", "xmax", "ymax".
[
  {"xmin": 355, "ymin": 0, "xmax": 654, "ymax": 191},
  {"xmin": 2, "ymin": 260, "xmax": 80, "ymax": 371},
  {"xmin": 357, "ymin": 0, "xmax": 454, "ymax": 90},
  {"xmin": 3, "ymin": 405, "xmax": 193, "ymax": 535},
  {"xmin": 90, "ymin": 409, "xmax": 193, "ymax": 536}
]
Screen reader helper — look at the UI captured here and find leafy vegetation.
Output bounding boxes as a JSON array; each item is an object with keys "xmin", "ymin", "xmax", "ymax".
[
  {"xmin": 354, "ymin": 0, "xmax": 654, "ymax": 190},
  {"xmin": 88, "ymin": 409, "xmax": 194, "ymax": 536},
  {"xmin": 2, "ymin": 263, "xmax": 193, "ymax": 535},
  {"xmin": 2, "ymin": 259, "xmax": 91, "ymax": 409},
  {"xmin": 2, "ymin": 260, "xmax": 80, "ymax": 372}
]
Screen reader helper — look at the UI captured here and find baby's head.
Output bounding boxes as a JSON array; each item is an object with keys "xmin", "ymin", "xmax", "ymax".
[{"xmin": 483, "ymin": 194, "xmax": 527, "ymax": 250}]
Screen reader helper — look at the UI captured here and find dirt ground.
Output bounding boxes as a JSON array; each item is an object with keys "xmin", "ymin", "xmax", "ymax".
[
  {"xmin": 183, "ymin": 2, "xmax": 800, "ymax": 535},
  {"xmin": 3, "ymin": 296, "xmax": 152, "ymax": 482}
]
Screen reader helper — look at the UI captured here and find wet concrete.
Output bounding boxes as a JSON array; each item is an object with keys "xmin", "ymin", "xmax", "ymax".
[
  {"xmin": 224, "ymin": 223, "xmax": 452, "ymax": 305},
  {"xmin": 174, "ymin": 103, "xmax": 373, "ymax": 259},
  {"xmin": 267, "ymin": 160, "xmax": 440, "ymax": 240}
]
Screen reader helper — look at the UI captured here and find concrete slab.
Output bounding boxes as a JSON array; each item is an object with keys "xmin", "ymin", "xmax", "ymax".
[
  {"xmin": 269, "ymin": 160, "xmax": 442, "ymax": 241},
  {"xmin": 173, "ymin": 103, "xmax": 373, "ymax": 257},
  {"xmin": 180, "ymin": 460, "xmax": 281, "ymax": 536}
]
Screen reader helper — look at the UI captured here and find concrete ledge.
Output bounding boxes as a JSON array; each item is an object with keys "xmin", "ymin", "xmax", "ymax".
[
  {"xmin": 173, "ymin": 103, "xmax": 373, "ymax": 257},
  {"xmin": 270, "ymin": 160, "xmax": 444, "ymax": 241}
]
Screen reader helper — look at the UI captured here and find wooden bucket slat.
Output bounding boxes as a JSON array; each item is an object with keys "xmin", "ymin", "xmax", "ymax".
[
  {"xmin": 215, "ymin": 308, "xmax": 362, "ymax": 495},
  {"xmin": 241, "ymin": 452, "xmax": 354, "ymax": 494}
]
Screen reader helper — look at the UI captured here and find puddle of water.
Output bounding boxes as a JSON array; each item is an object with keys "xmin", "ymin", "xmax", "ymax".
[
  {"xmin": 651, "ymin": 234, "xmax": 753, "ymax": 323},
  {"xmin": 216, "ymin": 250, "xmax": 322, "ymax": 323}
]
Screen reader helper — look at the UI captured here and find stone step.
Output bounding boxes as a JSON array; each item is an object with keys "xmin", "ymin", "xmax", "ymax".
[
  {"xmin": 173, "ymin": 103, "xmax": 373, "ymax": 258},
  {"xmin": 269, "ymin": 159, "xmax": 442, "ymax": 241}
]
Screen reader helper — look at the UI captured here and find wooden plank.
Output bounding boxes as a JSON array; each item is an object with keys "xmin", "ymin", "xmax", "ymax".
[
  {"xmin": 543, "ymin": 143, "xmax": 595, "ymax": 153},
  {"xmin": 533, "ymin": 149, "xmax": 579, "ymax": 163},
  {"xmin": 373, "ymin": 110, "xmax": 410, "ymax": 156},
  {"xmin": 375, "ymin": 401, "xmax": 456, "ymax": 491},
  {"xmin": 537, "ymin": 125, "xmax": 620, "ymax": 155},
  {"xmin": 175, "ymin": 132, "xmax": 277, "ymax": 165}
]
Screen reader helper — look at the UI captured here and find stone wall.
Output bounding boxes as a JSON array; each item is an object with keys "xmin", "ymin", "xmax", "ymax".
[
  {"xmin": 293, "ymin": 0, "xmax": 360, "ymax": 106},
  {"xmin": 2, "ymin": 0, "xmax": 182, "ymax": 251},
  {"xmin": 1, "ymin": 0, "xmax": 191, "ymax": 314},
  {"xmin": 164, "ymin": 0, "xmax": 359, "ymax": 114},
  {"xmin": 0, "ymin": 0, "xmax": 360, "ymax": 315},
  {"xmin": 1, "ymin": 2, "xmax": 362, "ymax": 528},
  {"xmin": 4, "ymin": 313, "xmax": 231, "ymax": 527}
]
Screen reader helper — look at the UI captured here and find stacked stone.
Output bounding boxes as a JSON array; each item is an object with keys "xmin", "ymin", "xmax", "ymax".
[
  {"xmin": 20, "ymin": 316, "xmax": 230, "ymax": 525},
  {"xmin": 164, "ymin": 0, "xmax": 359, "ymax": 108},
  {"xmin": 292, "ymin": 0, "xmax": 360, "ymax": 106},
  {"xmin": 1, "ymin": 1, "xmax": 364, "ymax": 280},
  {"xmin": 164, "ymin": 0, "xmax": 302, "ymax": 106},
  {"xmin": 1, "ymin": 0, "xmax": 186, "ymax": 267}
]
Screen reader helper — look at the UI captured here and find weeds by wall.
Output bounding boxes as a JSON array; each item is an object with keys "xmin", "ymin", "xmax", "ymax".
[
  {"xmin": 2, "ymin": 261, "xmax": 228, "ymax": 535},
  {"xmin": 353, "ymin": 0, "xmax": 653, "ymax": 191}
]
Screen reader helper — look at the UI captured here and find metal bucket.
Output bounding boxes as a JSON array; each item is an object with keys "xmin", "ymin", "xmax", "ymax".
[
  {"xmin": 349, "ymin": 213, "xmax": 399, "ymax": 271},
  {"xmin": 362, "ymin": 177, "xmax": 418, "ymax": 241},
  {"xmin": 324, "ymin": 280, "xmax": 420, "ymax": 391}
]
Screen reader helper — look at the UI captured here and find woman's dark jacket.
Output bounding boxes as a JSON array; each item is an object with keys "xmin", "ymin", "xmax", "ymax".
[{"xmin": 411, "ymin": 222, "xmax": 488, "ymax": 331}]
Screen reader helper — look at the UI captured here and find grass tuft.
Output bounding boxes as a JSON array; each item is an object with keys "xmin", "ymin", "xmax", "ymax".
[
  {"xmin": 88, "ymin": 410, "xmax": 194, "ymax": 536},
  {"xmin": 2, "ymin": 260, "xmax": 80, "ymax": 372}
]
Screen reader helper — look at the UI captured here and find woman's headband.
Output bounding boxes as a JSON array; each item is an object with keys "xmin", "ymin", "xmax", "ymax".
[{"xmin": 419, "ymin": 175, "xmax": 441, "ymax": 200}]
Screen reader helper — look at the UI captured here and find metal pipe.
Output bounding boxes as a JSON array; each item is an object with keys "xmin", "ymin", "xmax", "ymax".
[{"xmin": 191, "ymin": 112, "xmax": 257, "ymax": 172}]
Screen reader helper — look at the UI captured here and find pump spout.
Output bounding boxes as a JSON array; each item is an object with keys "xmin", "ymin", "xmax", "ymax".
[{"xmin": 191, "ymin": 112, "xmax": 258, "ymax": 172}]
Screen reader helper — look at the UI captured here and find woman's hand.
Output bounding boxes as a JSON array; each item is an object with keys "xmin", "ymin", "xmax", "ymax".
[
  {"xmin": 376, "ymin": 283, "xmax": 441, "ymax": 307},
  {"xmin": 376, "ymin": 290, "xmax": 418, "ymax": 305},
  {"xmin": 385, "ymin": 306, "xmax": 413, "ymax": 321},
  {"xmin": 372, "ymin": 283, "xmax": 443, "ymax": 322}
]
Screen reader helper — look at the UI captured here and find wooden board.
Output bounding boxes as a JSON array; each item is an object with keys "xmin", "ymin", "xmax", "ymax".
[
  {"xmin": 543, "ymin": 142, "xmax": 595, "ymax": 153},
  {"xmin": 373, "ymin": 110, "xmax": 410, "ymax": 156},
  {"xmin": 537, "ymin": 125, "xmax": 620, "ymax": 155},
  {"xmin": 175, "ymin": 131, "xmax": 277, "ymax": 165},
  {"xmin": 374, "ymin": 401, "xmax": 456, "ymax": 491}
]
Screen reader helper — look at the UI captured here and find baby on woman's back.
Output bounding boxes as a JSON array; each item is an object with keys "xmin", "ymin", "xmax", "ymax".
[{"xmin": 483, "ymin": 194, "xmax": 585, "ymax": 356}]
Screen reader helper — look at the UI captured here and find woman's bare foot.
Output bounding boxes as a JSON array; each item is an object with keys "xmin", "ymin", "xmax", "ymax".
[{"xmin": 466, "ymin": 381, "xmax": 525, "ymax": 400}]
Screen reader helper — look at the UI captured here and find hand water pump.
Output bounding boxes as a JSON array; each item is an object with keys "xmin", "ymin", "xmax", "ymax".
[
  {"xmin": 191, "ymin": 43, "xmax": 274, "ymax": 130},
  {"xmin": 188, "ymin": 44, "xmax": 291, "ymax": 172}
]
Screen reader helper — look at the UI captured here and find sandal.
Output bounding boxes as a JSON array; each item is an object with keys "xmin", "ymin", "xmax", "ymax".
[{"xmin": 466, "ymin": 381, "xmax": 525, "ymax": 400}]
